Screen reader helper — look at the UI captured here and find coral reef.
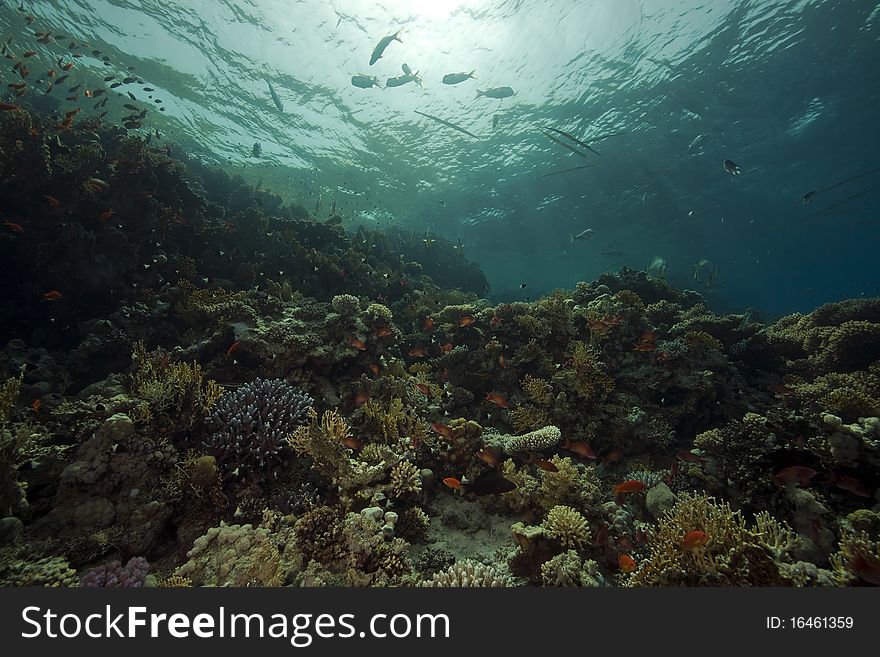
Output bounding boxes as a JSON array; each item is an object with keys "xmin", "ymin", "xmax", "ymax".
[{"xmin": 1, "ymin": 102, "xmax": 878, "ymax": 590}]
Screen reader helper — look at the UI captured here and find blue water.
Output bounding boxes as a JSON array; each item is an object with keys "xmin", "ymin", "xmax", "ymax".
[{"xmin": 3, "ymin": 0, "xmax": 879, "ymax": 316}]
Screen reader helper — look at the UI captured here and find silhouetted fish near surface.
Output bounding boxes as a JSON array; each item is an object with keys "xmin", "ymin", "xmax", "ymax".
[
  {"xmin": 267, "ymin": 79, "xmax": 284, "ymax": 112},
  {"xmin": 442, "ymin": 70, "xmax": 476, "ymax": 85},
  {"xmin": 539, "ymin": 164, "xmax": 597, "ymax": 178},
  {"xmin": 351, "ymin": 74, "xmax": 382, "ymax": 89},
  {"xmin": 414, "ymin": 110, "xmax": 479, "ymax": 139},
  {"xmin": 476, "ymin": 86, "xmax": 514, "ymax": 99},
  {"xmin": 369, "ymin": 29, "xmax": 402, "ymax": 65},
  {"xmin": 801, "ymin": 166, "xmax": 880, "ymax": 204},
  {"xmin": 542, "ymin": 126, "xmax": 602, "ymax": 156}
]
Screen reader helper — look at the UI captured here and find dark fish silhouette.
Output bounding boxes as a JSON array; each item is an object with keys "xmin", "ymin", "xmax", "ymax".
[
  {"xmin": 542, "ymin": 130, "xmax": 589, "ymax": 158},
  {"xmin": 369, "ymin": 29, "xmax": 402, "ymax": 65},
  {"xmin": 801, "ymin": 167, "xmax": 880, "ymax": 204},
  {"xmin": 539, "ymin": 164, "xmax": 597, "ymax": 178},
  {"xmin": 414, "ymin": 110, "xmax": 480, "ymax": 139},
  {"xmin": 542, "ymin": 126, "xmax": 602, "ymax": 156}
]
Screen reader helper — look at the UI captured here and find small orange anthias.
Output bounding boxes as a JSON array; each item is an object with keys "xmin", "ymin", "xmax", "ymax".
[
  {"xmin": 682, "ymin": 530, "xmax": 710, "ymax": 549},
  {"xmin": 347, "ymin": 336, "xmax": 367, "ymax": 351},
  {"xmin": 484, "ymin": 392, "xmax": 509, "ymax": 408},
  {"xmin": 633, "ymin": 329, "xmax": 657, "ymax": 351},
  {"xmin": 618, "ymin": 554, "xmax": 637, "ymax": 573},
  {"xmin": 612, "ymin": 479, "xmax": 647, "ymax": 498}
]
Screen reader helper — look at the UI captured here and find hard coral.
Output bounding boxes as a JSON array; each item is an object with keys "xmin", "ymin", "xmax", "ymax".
[
  {"xmin": 420, "ymin": 559, "xmax": 513, "ymax": 587},
  {"xmin": 203, "ymin": 378, "xmax": 313, "ymax": 480},
  {"xmin": 628, "ymin": 494, "xmax": 795, "ymax": 586},
  {"xmin": 79, "ymin": 556, "xmax": 149, "ymax": 587},
  {"xmin": 542, "ymin": 505, "xmax": 590, "ymax": 549}
]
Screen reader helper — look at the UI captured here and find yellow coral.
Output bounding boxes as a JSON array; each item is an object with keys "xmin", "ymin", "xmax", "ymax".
[
  {"xmin": 389, "ymin": 460, "xmax": 422, "ymax": 499},
  {"xmin": 684, "ymin": 330, "xmax": 723, "ymax": 353},
  {"xmin": 542, "ymin": 505, "xmax": 590, "ymax": 549},
  {"xmin": 508, "ymin": 405, "xmax": 550, "ymax": 434},
  {"xmin": 129, "ymin": 342, "xmax": 222, "ymax": 429},
  {"xmin": 521, "ymin": 374, "xmax": 554, "ymax": 406},
  {"xmin": 554, "ymin": 341, "xmax": 614, "ymax": 401},
  {"xmin": 830, "ymin": 527, "xmax": 880, "ymax": 586},
  {"xmin": 0, "ymin": 368, "xmax": 23, "ymax": 425},
  {"xmin": 628, "ymin": 494, "xmax": 794, "ymax": 586}
]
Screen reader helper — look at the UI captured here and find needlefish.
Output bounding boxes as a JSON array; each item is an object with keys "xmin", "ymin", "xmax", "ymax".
[{"xmin": 414, "ymin": 110, "xmax": 480, "ymax": 139}]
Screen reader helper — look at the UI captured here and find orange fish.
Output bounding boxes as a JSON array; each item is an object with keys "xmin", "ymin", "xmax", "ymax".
[
  {"xmin": 438, "ymin": 342, "xmax": 453, "ymax": 353},
  {"xmin": 476, "ymin": 448, "xmax": 502, "ymax": 469},
  {"xmin": 525, "ymin": 453, "xmax": 558, "ymax": 472},
  {"xmin": 498, "ymin": 354, "xmax": 507, "ymax": 369},
  {"xmin": 832, "ymin": 474, "xmax": 873, "ymax": 498},
  {"xmin": 774, "ymin": 465, "xmax": 817, "ymax": 487},
  {"xmin": 2, "ymin": 220, "xmax": 24, "ymax": 233},
  {"xmin": 562, "ymin": 439, "xmax": 596, "ymax": 460},
  {"xmin": 490, "ymin": 315, "xmax": 503, "ymax": 327},
  {"xmin": 347, "ymin": 336, "xmax": 367, "ymax": 351},
  {"xmin": 368, "ymin": 363, "xmax": 380, "ymax": 376},
  {"xmin": 46, "ymin": 69, "xmax": 55, "ymax": 77},
  {"xmin": 44, "ymin": 195, "xmax": 60, "ymax": 209},
  {"xmin": 618, "ymin": 554, "xmax": 637, "ymax": 573},
  {"xmin": 340, "ymin": 436, "xmax": 363, "ymax": 451},
  {"xmin": 353, "ymin": 392, "xmax": 370, "ymax": 406},
  {"xmin": 613, "ymin": 479, "xmax": 647, "ymax": 497},
  {"xmin": 31, "ymin": 398, "xmax": 41, "ymax": 413},
  {"xmin": 23, "ymin": 51, "xmax": 37, "ymax": 57},
  {"xmin": 422, "ymin": 316, "xmax": 434, "ymax": 331},
  {"xmin": 682, "ymin": 530, "xmax": 709, "ymax": 549},
  {"xmin": 431, "ymin": 422, "xmax": 455, "ymax": 439},
  {"xmin": 99, "ymin": 209, "xmax": 114, "ymax": 221},
  {"xmin": 442, "ymin": 477, "xmax": 462, "ymax": 490},
  {"xmin": 408, "ymin": 346, "xmax": 426, "ymax": 358},
  {"xmin": 458, "ymin": 315, "xmax": 476, "ymax": 327},
  {"xmin": 484, "ymin": 392, "xmax": 509, "ymax": 408},
  {"xmin": 61, "ymin": 61, "xmax": 73, "ymax": 71},
  {"xmin": 226, "ymin": 340, "xmax": 241, "ymax": 356},
  {"xmin": 0, "ymin": 103, "xmax": 20, "ymax": 111},
  {"xmin": 849, "ymin": 553, "xmax": 880, "ymax": 586},
  {"xmin": 376, "ymin": 326, "xmax": 393, "ymax": 337},
  {"xmin": 42, "ymin": 290, "xmax": 63, "ymax": 301},
  {"xmin": 414, "ymin": 382, "xmax": 431, "ymax": 397}
]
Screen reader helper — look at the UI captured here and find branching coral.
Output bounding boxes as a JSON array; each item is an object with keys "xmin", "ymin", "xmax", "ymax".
[
  {"xmin": 500, "ymin": 425, "xmax": 561, "ymax": 453},
  {"xmin": 130, "ymin": 341, "xmax": 223, "ymax": 430},
  {"xmin": 521, "ymin": 374, "xmax": 554, "ymax": 406},
  {"xmin": 389, "ymin": 460, "xmax": 422, "ymax": 499},
  {"xmin": 203, "ymin": 378, "xmax": 312, "ymax": 480},
  {"xmin": 541, "ymin": 551, "xmax": 604, "ymax": 587},
  {"xmin": 553, "ymin": 341, "xmax": 614, "ymax": 401},
  {"xmin": 542, "ymin": 505, "xmax": 590, "ymax": 549},
  {"xmin": 420, "ymin": 560, "xmax": 513, "ymax": 587},
  {"xmin": 627, "ymin": 494, "xmax": 796, "ymax": 586},
  {"xmin": 830, "ymin": 527, "xmax": 880, "ymax": 586}
]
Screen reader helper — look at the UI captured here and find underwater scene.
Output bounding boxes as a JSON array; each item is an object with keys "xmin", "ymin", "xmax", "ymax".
[{"xmin": 0, "ymin": 0, "xmax": 879, "ymax": 588}]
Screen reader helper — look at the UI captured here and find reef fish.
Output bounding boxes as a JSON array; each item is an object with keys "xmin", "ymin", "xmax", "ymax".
[
  {"xmin": 445, "ymin": 469, "xmax": 517, "ymax": 496},
  {"xmin": 774, "ymin": 465, "xmax": 817, "ymax": 487},
  {"xmin": 613, "ymin": 479, "xmax": 647, "ymax": 497},
  {"xmin": 542, "ymin": 125, "xmax": 602, "ymax": 157},
  {"xmin": 682, "ymin": 530, "xmax": 709, "ymax": 549},
  {"xmin": 484, "ymin": 392, "xmax": 509, "ymax": 409},
  {"xmin": 442, "ymin": 71, "xmax": 476, "ymax": 85},
  {"xmin": 42, "ymin": 290, "xmax": 63, "ymax": 301},
  {"xmin": 369, "ymin": 29, "xmax": 403, "ymax": 65},
  {"xmin": 476, "ymin": 86, "xmax": 514, "ymax": 99},
  {"xmin": 618, "ymin": 554, "xmax": 637, "ymax": 573},
  {"xmin": 570, "ymin": 228, "xmax": 594, "ymax": 241},
  {"xmin": 351, "ymin": 74, "xmax": 382, "ymax": 89},
  {"xmin": 386, "ymin": 70, "xmax": 421, "ymax": 88},
  {"xmin": 561, "ymin": 439, "xmax": 596, "ymax": 460},
  {"xmin": 267, "ymin": 79, "xmax": 284, "ymax": 112},
  {"xmin": 723, "ymin": 159, "xmax": 742, "ymax": 175}
]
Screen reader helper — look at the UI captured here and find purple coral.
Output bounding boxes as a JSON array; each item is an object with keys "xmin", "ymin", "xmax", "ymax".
[
  {"xmin": 204, "ymin": 378, "xmax": 313, "ymax": 478},
  {"xmin": 79, "ymin": 557, "xmax": 150, "ymax": 587}
]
